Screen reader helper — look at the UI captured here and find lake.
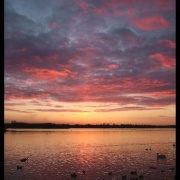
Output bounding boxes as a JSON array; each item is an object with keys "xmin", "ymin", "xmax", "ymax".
[{"xmin": 4, "ymin": 128, "xmax": 176, "ymax": 180}]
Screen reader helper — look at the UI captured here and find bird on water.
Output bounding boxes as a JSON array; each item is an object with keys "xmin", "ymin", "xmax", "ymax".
[
  {"xmin": 122, "ymin": 175, "xmax": 127, "ymax": 179},
  {"xmin": 71, "ymin": 173, "xmax": 77, "ymax": 178},
  {"xmin": 17, "ymin": 165, "xmax": 22, "ymax": 170},
  {"xmin": 20, "ymin": 158, "xmax": 28, "ymax": 162},
  {"xmin": 108, "ymin": 172, "xmax": 112, "ymax": 175},
  {"xmin": 157, "ymin": 153, "xmax": 166, "ymax": 159}
]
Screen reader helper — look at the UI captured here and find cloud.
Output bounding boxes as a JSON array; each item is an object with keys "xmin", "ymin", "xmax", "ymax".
[
  {"xmin": 31, "ymin": 108, "xmax": 89, "ymax": 112},
  {"xmin": 160, "ymin": 40, "xmax": 176, "ymax": 49},
  {"xmin": 95, "ymin": 106, "xmax": 163, "ymax": 112},
  {"xmin": 5, "ymin": 108, "xmax": 33, "ymax": 113},
  {"xmin": 131, "ymin": 16, "xmax": 170, "ymax": 31},
  {"xmin": 149, "ymin": 53, "xmax": 175, "ymax": 69},
  {"xmin": 5, "ymin": 0, "xmax": 175, "ymax": 114},
  {"xmin": 23, "ymin": 68, "xmax": 69, "ymax": 79},
  {"xmin": 49, "ymin": 22, "xmax": 60, "ymax": 29}
]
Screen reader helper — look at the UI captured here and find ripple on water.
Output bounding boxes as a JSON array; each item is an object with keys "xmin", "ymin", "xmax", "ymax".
[{"xmin": 4, "ymin": 129, "xmax": 175, "ymax": 180}]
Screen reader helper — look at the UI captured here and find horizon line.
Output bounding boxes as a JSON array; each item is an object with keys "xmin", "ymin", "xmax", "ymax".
[{"xmin": 5, "ymin": 121, "xmax": 176, "ymax": 126}]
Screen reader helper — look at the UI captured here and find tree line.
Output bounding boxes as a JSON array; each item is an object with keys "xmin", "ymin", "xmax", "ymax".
[{"xmin": 4, "ymin": 121, "xmax": 175, "ymax": 129}]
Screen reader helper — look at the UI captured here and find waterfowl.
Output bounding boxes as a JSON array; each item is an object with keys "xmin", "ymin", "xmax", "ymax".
[
  {"xmin": 139, "ymin": 175, "xmax": 144, "ymax": 179},
  {"xmin": 82, "ymin": 170, "xmax": 86, "ymax": 175},
  {"xmin": 130, "ymin": 178, "xmax": 138, "ymax": 180},
  {"xmin": 148, "ymin": 166, "xmax": 157, "ymax": 169},
  {"xmin": 157, "ymin": 153, "xmax": 166, "ymax": 159},
  {"xmin": 71, "ymin": 173, "xmax": 77, "ymax": 178},
  {"xmin": 108, "ymin": 172, "xmax": 112, "ymax": 175},
  {"xmin": 17, "ymin": 165, "xmax": 22, "ymax": 170},
  {"xmin": 122, "ymin": 175, "xmax": 127, "ymax": 179},
  {"xmin": 20, "ymin": 158, "xmax": 28, "ymax": 162},
  {"xmin": 130, "ymin": 171, "xmax": 137, "ymax": 175}
]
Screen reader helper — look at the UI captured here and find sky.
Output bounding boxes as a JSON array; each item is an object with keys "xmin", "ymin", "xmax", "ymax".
[{"xmin": 4, "ymin": 0, "xmax": 175, "ymax": 125}]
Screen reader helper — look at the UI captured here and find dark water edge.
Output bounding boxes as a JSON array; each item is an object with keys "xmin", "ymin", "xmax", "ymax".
[{"xmin": 4, "ymin": 122, "xmax": 175, "ymax": 130}]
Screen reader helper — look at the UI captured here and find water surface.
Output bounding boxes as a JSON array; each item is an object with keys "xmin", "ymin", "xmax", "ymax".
[{"xmin": 4, "ymin": 128, "xmax": 176, "ymax": 180}]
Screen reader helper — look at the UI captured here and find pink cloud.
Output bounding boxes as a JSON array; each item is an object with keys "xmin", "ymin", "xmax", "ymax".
[
  {"xmin": 23, "ymin": 68, "xmax": 69, "ymax": 79},
  {"xmin": 157, "ymin": 39, "xmax": 176, "ymax": 49},
  {"xmin": 103, "ymin": 0, "xmax": 139, "ymax": 9},
  {"xmin": 77, "ymin": 46, "xmax": 95, "ymax": 52},
  {"xmin": 114, "ymin": 8, "xmax": 135, "ymax": 17},
  {"xmin": 163, "ymin": 40, "xmax": 176, "ymax": 48},
  {"xmin": 108, "ymin": 64, "xmax": 119, "ymax": 69},
  {"xmin": 154, "ymin": 0, "xmax": 175, "ymax": 10},
  {"xmin": 49, "ymin": 22, "xmax": 60, "ymax": 29},
  {"xmin": 46, "ymin": 54, "xmax": 58, "ymax": 60},
  {"xmin": 5, "ymin": 87, "xmax": 50, "ymax": 100},
  {"xmin": 34, "ymin": 56, "xmax": 43, "ymax": 63},
  {"xmin": 79, "ymin": 1, "xmax": 93, "ymax": 11},
  {"xmin": 94, "ymin": 8, "xmax": 104, "ymax": 15},
  {"xmin": 78, "ymin": 0, "xmax": 107, "ymax": 14},
  {"xmin": 5, "ymin": 73, "xmax": 175, "ymax": 107},
  {"xmin": 131, "ymin": 16, "xmax": 170, "ymax": 31},
  {"xmin": 149, "ymin": 53, "xmax": 175, "ymax": 68}
]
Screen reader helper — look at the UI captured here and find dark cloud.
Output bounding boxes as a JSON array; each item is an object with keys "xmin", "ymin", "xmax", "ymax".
[
  {"xmin": 5, "ymin": 108, "xmax": 33, "ymax": 113},
  {"xmin": 31, "ymin": 108, "xmax": 89, "ymax": 112},
  {"xmin": 95, "ymin": 106, "xmax": 163, "ymax": 112},
  {"xmin": 5, "ymin": 0, "xmax": 175, "ymax": 113}
]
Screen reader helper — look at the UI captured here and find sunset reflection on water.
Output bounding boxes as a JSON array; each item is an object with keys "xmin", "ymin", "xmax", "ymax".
[{"xmin": 5, "ymin": 128, "xmax": 175, "ymax": 180}]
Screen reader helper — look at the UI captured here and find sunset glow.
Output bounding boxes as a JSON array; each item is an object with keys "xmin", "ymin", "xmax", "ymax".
[{"xmin": 5, "ymin": 0, "xmax": 175, "ymax": 125}]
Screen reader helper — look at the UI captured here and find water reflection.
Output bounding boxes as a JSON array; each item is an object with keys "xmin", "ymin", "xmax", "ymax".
[{"xmin": 5, "ymin": 128, "xmax": 175, "ymax": 180}]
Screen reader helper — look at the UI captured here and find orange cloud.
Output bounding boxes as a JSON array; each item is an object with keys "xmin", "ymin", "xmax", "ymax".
[
  {"xmin": 131, "ymin": 16, "xmax": 170, "ymax": 31},
  {"xmin": 108, "ymin": 64, "xmax": 119, "ymax": 69}
]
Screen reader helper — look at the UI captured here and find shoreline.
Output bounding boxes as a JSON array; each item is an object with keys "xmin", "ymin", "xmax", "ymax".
[{"xmin": 4, "ymin": 122, "xmax": 175, "ymax": 131}]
